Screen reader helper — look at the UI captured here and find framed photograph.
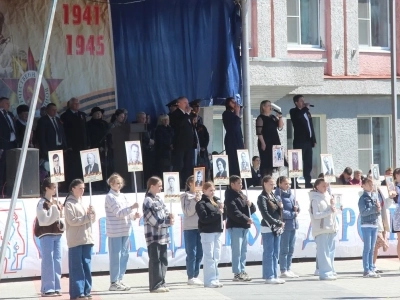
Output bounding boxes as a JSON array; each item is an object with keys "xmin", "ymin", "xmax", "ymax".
[
  {"xmin": 80, "ymin": 148, "xmax": 103, "ymax": 183},
  {"xmin": 288, "ymin": 149, "xmax": 303, "ymax": 178},
  {"xmin": 237, "ymin": 149, "xmax": 251, "ymax": 179},
  {"xmin": 272, "ymin": 145, "xmax": 284, "ymax": 167},
  {"xmin": 333, "ymin": 194, "xmax": 342, "ymax": 210},
  {"xmin": 163, "ymin": 172, "xmax": 180, "ymax": 202},
  {"xmin": 386, "ymin": 176, "xmax": 395, "ymax": 193},
  {"xmin": 48, "ymin": 150, "xmax": 65, "ymax": 183},
  {"xmin": 371, "ymin": 164, "xmax": 380, "ymax": 183},
  {"xmin": 321, "ymin": 154, "xmax": 335, "ymax": 183},
  {"xmin": 212, "ymin": 155, "xmax": 229, "ymax": 186},
  {"xmin": 194, "ymin": 167, "xmax": 205, "ymax": 191},
  {"xmin": 125, "ymin": 141, "xmax": 143, "ymax": 172}
]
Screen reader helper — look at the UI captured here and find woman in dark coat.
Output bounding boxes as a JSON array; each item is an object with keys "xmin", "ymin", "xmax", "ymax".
[
  {"xmin": 154, "ymin": 114, "xmax": 174, "ymax": 176},
  {"xmin": 256, "ymin": 100, "xmax": 284, "ymax": 176},
  {"xmin": 222, "ymin": 97, "xmax": 244, "ymax": 177}
]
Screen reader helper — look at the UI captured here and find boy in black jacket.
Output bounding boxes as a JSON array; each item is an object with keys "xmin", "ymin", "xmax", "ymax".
[{"xmin": 225, "ymin": 175, "xmax": 257, "ymax": 281}]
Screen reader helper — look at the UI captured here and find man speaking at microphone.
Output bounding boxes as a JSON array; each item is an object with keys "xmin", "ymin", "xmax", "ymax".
[{"xmin": 289, "ymin": 95, "xmax": 316, "ymax": 189}]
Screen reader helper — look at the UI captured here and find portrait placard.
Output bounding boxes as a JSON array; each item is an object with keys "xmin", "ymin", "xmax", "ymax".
[
  {"xmin": 194, "ymin": 167, "xmax": 205, "ymax": 191},
  {"xmin": 125, "ymin": 141, "xmax": 143, "ymax": 172},
  {"xmin": 321, "ymin": 154, "xmax": 335, "ymax": 183},
  {"xmin": 371, "ymin": 164, "xmax": 380, "ymax": 183},
  {"xmin": 288, "ymin": 149, "xmax": 303, "ymax": 178},
  {"xmin": 386, "ymin": 176, "xmax": 395, "ymax": 193},
  {"xmin": 213, "ymin": 155, "xmax": 229, "ymax": 185},
  {"xmin": 80, "ymin": 148, "xmax": 103, "ymax": 183},
  {"xmin": 48, "ymin": 150, "xmax": 65, "ymax": 183},
  {"xmin": 237, "ymin": 149, "xmax": 251, "ymax": 179},
  {"xmin": 333, "ymin": 194, "xmax": 342, "ymax": 210},
  {"xmin": 163, "ymin": 172, "xmax": 180, "ymax": 203},
  {"xmin": 272, "ymin": 145, "xmax": 284, "ymax": 167}
]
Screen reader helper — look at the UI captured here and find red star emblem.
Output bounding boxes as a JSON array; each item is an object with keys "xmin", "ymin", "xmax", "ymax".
[{"xmin": 1, "ymin": 48, "xmax": 63, "ymax": 109}]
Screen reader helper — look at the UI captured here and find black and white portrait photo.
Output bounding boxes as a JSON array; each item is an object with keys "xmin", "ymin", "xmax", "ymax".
[
  {"xmin": 237, "ymin": 149, "xmax": 252, "ymax": 179},
  {"xmin": 272, "ymin": 145, "xmax": 284, "ymax": 167},
  {"xmin": 212, "ymin": 155, "xmax": 229, "ymax": 185},
  {"xmin": 371, "ymin": 164, "xmax": 380, "ymax": 182},
  {"xmin": 80, "ymin": 148, "xmax": 103, "ymax": 183},
  {"xmin": 125, "ymin": 141, "xmax": 144, "ymax": 172},
  {"xmin": 321, "ymin": 154, "xmax": 336, "ymax": 183},
  {"xmin": 194, "ymin": 167, "xmax": 205, "ymax": 191},
  {"xmin": 48, "ymin": 150, "xmax": 65, "ymax": 183},
  {"xmin": 163, "ymin": 172, "xmax": 180, "ymax": 202}
]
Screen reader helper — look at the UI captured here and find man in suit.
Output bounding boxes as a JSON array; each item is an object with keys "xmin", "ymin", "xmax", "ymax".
[
  {"xmin": 166, "ymin": 176, "xmax": 175, "ymax": 194},
  {"xmin": 169, "ymin": 96, "xmax": 195, "ymax": 188},
  {"xmin": 61, "ymin": 98, "xmax": 88, "ymax": 185},
  {"xmin": 323, "ymin": 156, "xmax": 333, "ymax": 175},
  {"xmin": 195, "ymin": 171, "xmax": 203, "ymax": 187},
  {"xmin": 85, "ymin": 152, "xmax": 99, "ymax": 175},
  {"xmin": 240, "ymin": 152, "xmax": 250, "ymax": 172},
  {"xmin": 129, "ymin": 143, "xmax": 142, "ymax": 164},
  {"xmin": 290, "ymin": 95, "xmax": 316, "ymax": 188},
  {"xmin": 0, "ymin": 96, "xmax": 17, "ymax": 189},
  {"xmin": 37, "ymin": 103, "xmax": 67, "ymax": 160},
  {"xmin": 53, "ymin": 154, "xmax": 62, "ymax": 175}
]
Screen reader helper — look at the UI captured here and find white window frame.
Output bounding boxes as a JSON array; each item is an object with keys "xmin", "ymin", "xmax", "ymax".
[
  {"xmin": 287, "ymin": 0, "xmax": 322, "ymax": 49},
  {"xmin": 358, "ymin": 0, "xmax": 390, "ymax": 50},
  {"xmin": 357, "ymin": 115, "xmax": 392, "ymax": 172}
]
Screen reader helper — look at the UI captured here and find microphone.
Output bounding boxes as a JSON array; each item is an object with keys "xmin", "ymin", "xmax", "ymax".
[
  {"xmin": 273, "ymin": 109, "xmax": 282, "ymax": 114},
  {"xmin": 271, "ymin": 103, "xmax": 282, "ymax": 115},
  {"xmin": 309, "ymin": 104, "xmax": 315, "ymax": 107}
]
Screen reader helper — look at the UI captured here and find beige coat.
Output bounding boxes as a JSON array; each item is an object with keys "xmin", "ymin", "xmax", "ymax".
[{"xmin": 64, "ymin": 195, "xmax": 96, "ymax": 248}]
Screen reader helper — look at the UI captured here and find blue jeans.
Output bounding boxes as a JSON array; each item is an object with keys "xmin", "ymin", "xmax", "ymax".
[
  {"xmin": 315, "ymin": 233, "xmax": 336, "ymax": 279},
  {"xmin": 229, "ymin": 228, "xmax": 248, "ymax": 274},
  {"xmin": 200, "ymin": 232, "xmax": 222, "ymax": 286},
  {"xmin": 108, "ymin": 236, "xmax": 130, "ymax": 283},
  {"xmin": 68, "ymin": 244, "xmax": 92, "ymax": 298},
  {"xmin": 279, "ymin": 229, "xmax": 296, "ymax": 272},
  {"xmin": 361, "ymin": 227, "xmax": 378, "ymax": 272},
  {"xmin": 184, "ymin": 229, "xmax": 203, "ymax": 279},
  {"xmin": 40, "ymin": 235, "xmax": 62, "ymax": 294},
  {"xmin": 262, "ymin": 232, "xmax": 280, "ymax": 279}
]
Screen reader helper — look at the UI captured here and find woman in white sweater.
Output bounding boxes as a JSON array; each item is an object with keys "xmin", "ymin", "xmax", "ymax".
[
  {"xmin": 180, "ymin": 175, "xmax": 203, "ymax": 286},
  {"xmin": 309, "ymin": 178, "xmax": 338, "ymax": 281},
  {"xmin": 36, "ymin": 177, "xmax": 65, "ymax": 297},
  {"xmin": 105, "ymin": 173, "xmax": 140, "ymax": 291}
]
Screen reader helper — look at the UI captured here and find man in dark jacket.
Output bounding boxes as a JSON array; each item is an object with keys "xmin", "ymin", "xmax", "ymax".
[
  {"xmin": 0, "ymin": 97, "xmax": 16, "ymax": 189},
  {"xmin": 289, "ymin": 95, "xmax": 316, "ymax": 188},
  {"xmin": 60, "ymin": 97, "xmax": 88, "ymax": 186},
  {"xmin": 225, "ymin": 175, "xmax": 256, "ymax": 282},
  {"xmin": 169, "ymin": 97, "xmax": 195, "ymax": 188}
]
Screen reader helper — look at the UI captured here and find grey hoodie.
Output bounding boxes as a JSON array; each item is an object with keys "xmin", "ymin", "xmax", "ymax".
[{"xmin": 181, "ymin": 192, "xmax": 199, "ymax": 230}]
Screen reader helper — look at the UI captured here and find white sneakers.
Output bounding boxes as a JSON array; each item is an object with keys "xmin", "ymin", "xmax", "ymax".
[
  {"xmin": 265, "ymin": 278, "xmax": 285, "ymax": 284},
  {"xmin": 280, "ymin": 271, "xmax": 299, "ymax": 278},
  {"xmin": 187, "ymin": 278, "xmax": 203, "ymax": 286},
  {"xmin": 205, "ymin": 280, "xmax": 223, "ymax": 288}
]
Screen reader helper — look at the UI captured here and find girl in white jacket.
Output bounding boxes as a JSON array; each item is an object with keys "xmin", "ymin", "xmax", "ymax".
[{"xmin": 309, "ymin": 178, "xmax": 338, "ymax": 281}]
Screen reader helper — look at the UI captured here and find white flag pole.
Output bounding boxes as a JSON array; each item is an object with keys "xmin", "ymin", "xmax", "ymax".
[{"xmin": 0, "ymin": 0, "xmax": 58, "ymax": 281}]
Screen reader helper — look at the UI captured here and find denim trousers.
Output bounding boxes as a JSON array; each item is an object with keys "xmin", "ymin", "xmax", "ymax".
[
  {"xmin": 68, "ymin": 244, "xmax": 93, "ymax": 299},
  {"xmin": 361, "ymin": 227, "xmax": 378, "ymax": 272},
  {"xmin": 108, "ymin": 236, "xmax": 130, "ymax": 283},
  {"xmin": 279, "ymin": 229, "xmax": 296, "ymax": 272},
  {"xmin": 261, "ymin": 232, "xmax": 280, "ymax": 279},
  {"xmin": 40, "ymin": 235, "xmax": 62, "ymax": 294},
  {"xmin": 200, "ymin": 232, "xmax": 222, "ymax": 286},
  {"xmin": 315, "ymin": 233, "xmax": 336, "ymax": 279},
  {"xmin": 229, "ymin": 228, "xmax": 249, "ymax": 274},
  {"xmin": 184, "ymin": 229, "xmax": 203, "ymax": 279},
  {"xmin": 147, "ymin": 242, "xmax": 168, "ymax": 291}
]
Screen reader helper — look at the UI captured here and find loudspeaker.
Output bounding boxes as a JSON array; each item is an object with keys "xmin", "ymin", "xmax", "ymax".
[{"xmin": 6, "ymin": 148, "xmax": 40, "ymax": 198}]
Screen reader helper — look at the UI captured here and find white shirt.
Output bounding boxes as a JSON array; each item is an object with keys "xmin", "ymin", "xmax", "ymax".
[
  {"xmin": 303, "ymin": 112, "xmax": 312, "ymax": 138},
  {"xmin": 48, "ymin": 115, "xmax": 61, "ymax": 146},
  {"xmin": 1, "ymin": 108, "xmax": 16, "ymax": 142}
]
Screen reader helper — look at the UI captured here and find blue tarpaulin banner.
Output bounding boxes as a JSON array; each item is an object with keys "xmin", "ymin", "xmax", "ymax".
[{"xmin": 110, "ymin": 0, "xmax": 241, "ymax": 120}]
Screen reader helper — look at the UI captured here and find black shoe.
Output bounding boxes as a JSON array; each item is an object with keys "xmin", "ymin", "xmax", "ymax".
[
  {"xmin": 305, "ymin": 183, "xmax": 313, "ymax": 188},
  {"xmin": 41, "ymin": 292, "xmax": 55, "ymax": 297}
]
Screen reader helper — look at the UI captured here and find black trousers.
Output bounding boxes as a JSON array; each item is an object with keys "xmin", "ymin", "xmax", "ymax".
[
  {"xmin": 293, "ymin": 141, "xmax": 313, "ymax": 185},
  {"xmin": 172, "ymin": 147, "xmax": 194, "ymax": 188},
  {"xmin": 0, "ymin": 141, "xmax": 17, "ymax": 191},
  {"xmin": 148, "ymin": 243, "xmax": 168, "ymax": 291}
]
